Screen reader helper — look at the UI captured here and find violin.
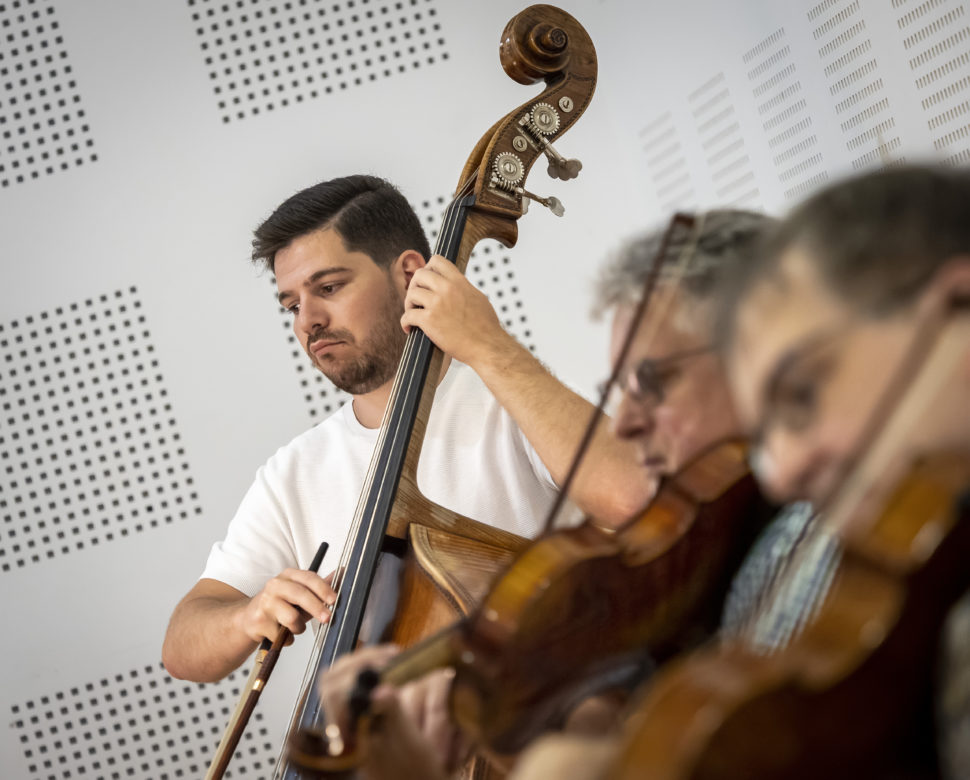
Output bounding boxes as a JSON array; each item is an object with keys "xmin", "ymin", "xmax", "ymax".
[
  {"xmin": 205, "ymin": 5, "xmax": 600, "ymax": 779},
  {"xmin": 605, "ymin": 309, "xmax": 970, "ymax": 778}
]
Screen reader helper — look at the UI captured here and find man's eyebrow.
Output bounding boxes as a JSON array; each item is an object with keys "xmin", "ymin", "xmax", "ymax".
[
  {"xmin": 762, "ymin": 331, "xmax": 831, "ymax": 404},
  {"xmin": 276, "ymin": 267, "xmax": 351, "ymax": 305}
]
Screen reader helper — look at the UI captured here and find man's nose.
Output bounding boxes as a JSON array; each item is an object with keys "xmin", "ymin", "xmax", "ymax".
[
  {"xmin": 296, "ymin": 297, "xmax": 329, "ymax": 336},
  {"xmin": 756, "ymin": 428, "xmax": 814, "ymax": 503},
  {"xmin": 612, "ymin": 390, "xmax": 656, "ymax": 442}
]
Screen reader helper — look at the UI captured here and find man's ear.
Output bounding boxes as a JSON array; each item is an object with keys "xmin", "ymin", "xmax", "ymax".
[
  {"xmin": 917, "ymin": 256, "xmax": 970, "ymax": 317},
  {"xmin": 389, "ymin": 250, "xmax": 427, "ymax": 293}
]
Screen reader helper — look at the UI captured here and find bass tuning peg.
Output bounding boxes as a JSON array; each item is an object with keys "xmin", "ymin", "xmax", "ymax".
[
  {"xmin": 518, "ymin": 187, "xmax": 565, "ymax": 217},
  {"xmin": 518, "ymin": 104, "xmax": 583, "ymax": 181},
  {"xmin": 540, "ymin": 138, "xmax": 583, "ymax": 181}
]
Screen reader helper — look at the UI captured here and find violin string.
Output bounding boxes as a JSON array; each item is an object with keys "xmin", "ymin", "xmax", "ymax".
[
  {"xmin": 325, "ymin": 297, "xmax": 424, "ymax": 652},
  {"xmin": 296, "ymin": 176, "xmax": 474, "ymax": 726},
  {"xmin": 275, "ymin": 188, "xmax": 467, "ymax": 780},
  {"xmin": 330, "ymin": 313, "xmax": 419, "ymax": 587},
  {"xmin": 306, "ymin": 331, "xmax": 416, "ymax": 664},
  {"xmin": 306, "ymin": 217, "xmax": 442, "ymax": 663}
]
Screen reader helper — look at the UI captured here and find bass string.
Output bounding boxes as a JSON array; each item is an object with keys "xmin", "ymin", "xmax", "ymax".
[
  {"xmin": 323, "ymin": 182, "xmax": 473, "ymax": 657},
  {"xmin": 280, "ymin": 317, "xmax": 431, "ymax": 738},
  {"xmin": 330, "ymin": 189, "xmax": 464, "ymax": 590},
  {"xmin": 272, "ymin": 184, "xmax": 474, "ymax": 771}
]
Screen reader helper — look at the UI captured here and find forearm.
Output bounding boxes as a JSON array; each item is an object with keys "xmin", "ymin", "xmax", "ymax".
[
  {"xmin": 470, "ymin": 334, "xmax": 653, "ymax": 527},
  {"xmin": 162, "ymin": 587, "xmax": 257, "ymax": 682}
]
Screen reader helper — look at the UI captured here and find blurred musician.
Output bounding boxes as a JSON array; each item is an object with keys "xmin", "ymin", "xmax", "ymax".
[
  {"xmin": 518, "ymin": 164, "xmax": 970, "ymax": 778},
  {"xmin": 717, "ymin": 164, "xmax": 970, "ymax": 778}
]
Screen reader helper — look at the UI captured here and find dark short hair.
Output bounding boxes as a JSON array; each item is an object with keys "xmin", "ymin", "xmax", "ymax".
[
  {"xmin": 717, "ymin": 165, "xmax": 970, "ymax": 346},
  {"xmin": 251, "ymin": 174, "xmax": 432, "ymax": 273}
]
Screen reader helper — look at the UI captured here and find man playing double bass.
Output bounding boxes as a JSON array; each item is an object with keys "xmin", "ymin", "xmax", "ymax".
[{"xmin": 161, "ymin": 174, "xmax": 649, "ymax": 684}]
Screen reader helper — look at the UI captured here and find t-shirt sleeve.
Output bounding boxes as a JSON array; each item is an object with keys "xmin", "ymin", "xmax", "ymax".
[
  {"xmin": 515, "ymin": 421, "xmax": 558, "ymax": 488},
  {"xmin": 511, "ymin": 407, "xmax": 586, "ymax": 528},
  {"xmin": 199, "ymin": 462, "xmax": 299, "ymax": 598},
  {"xmin": 517, "ymin": 375, "xmax": 597, "ymax": 528}
]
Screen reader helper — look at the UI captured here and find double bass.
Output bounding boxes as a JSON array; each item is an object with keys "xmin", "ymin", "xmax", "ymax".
[{"xmin": 207, "ymin": 5, "xmax": 598, "ymax": 778}]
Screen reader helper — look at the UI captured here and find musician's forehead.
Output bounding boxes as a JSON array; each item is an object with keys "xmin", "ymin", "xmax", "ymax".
[
  {"xmin": 726, "ymin": 247, "xmax": 848, "ymax": 428},
  {"xmin": 608, "ymin": 283, "xmax": 707, "ymax": 368}
]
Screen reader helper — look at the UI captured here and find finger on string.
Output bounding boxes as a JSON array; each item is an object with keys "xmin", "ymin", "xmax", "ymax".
[
  {"xmin": 411, "ymin": 267, "xmax": 442, "ymax": 291},
  {"xmin": 427, "ymin": 255, "xmax": 459, "ymax": 277},
  {"xmin": 401, "ymin": 310, "xmax": 429, "ymax": 335},
  {"xmin": 289, "ymin": 569, "xmax": 338, "ymax": 610},
  {"xmin": 404, "ymin": 287, "xmax": 432, "ymax": 310},
  {"xmin": 271, "ymin": 579, "xmax": 330, "ymax": 624}
]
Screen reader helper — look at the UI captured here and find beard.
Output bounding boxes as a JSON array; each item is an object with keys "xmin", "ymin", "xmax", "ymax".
[{"xmin": 307, "ymin": 283, "xmax": 407, "ymax": 395}]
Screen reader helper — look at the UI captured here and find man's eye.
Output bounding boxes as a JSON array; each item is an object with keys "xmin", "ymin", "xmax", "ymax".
[
  {"xmin": 286, "ymin": 304, "xmax": 300, "ymax": 314},
  {"xmin": 641, "ymin": 364, "xmax": 677, "ymax": 398},
  {"xmin": 776, "ymin": 379, "xmax": 817, "ymax": 430},
  {"xmin": 319, "ymin": 283, "xmax": 343, "ymax": 295}
]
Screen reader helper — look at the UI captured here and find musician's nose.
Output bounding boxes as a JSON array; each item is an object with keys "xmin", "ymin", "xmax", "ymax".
[
  {"xmin": 295, "ymin": 296, "xmax": 330, "ymax": 338},
  {"xmin": 613, "ymin": 389, "xmax": 657, "ymax": 442},
  {"xmin": 754, "ymin": 427, "xmax": 819, "ymax": 503}
]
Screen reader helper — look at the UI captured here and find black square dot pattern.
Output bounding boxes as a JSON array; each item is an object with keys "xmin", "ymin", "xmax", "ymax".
[
  {"xmin": 0, "ymin": 0, "xmax": 97, "ymax": 188},
  {"xmin": 809, "ymin": 0, "xmax": 902, "ymax": 171},
  {"xmin": 895, "ymin": 0, "xmax": 970, "ymax": 166},
  {"xmin": 0, "ymin": 288, "xmax": 202, "ymax": 572},
  {"xmin": 190, "ymin": 0, "xmax": 449, "ymax": 123},
  {"xmin": 10, "ymin": 662, "xmax": 275, "ymax": 779}
]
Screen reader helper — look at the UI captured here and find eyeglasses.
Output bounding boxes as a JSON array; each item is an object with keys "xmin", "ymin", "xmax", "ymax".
[{"xmin": 603, "ymin": 345, "xmax": 714, "ymax": 404}]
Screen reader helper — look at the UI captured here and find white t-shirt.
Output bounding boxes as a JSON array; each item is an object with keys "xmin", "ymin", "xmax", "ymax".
[{"xmin": 201, "ymin": 363, "xmax": 560, "ymax": 596}]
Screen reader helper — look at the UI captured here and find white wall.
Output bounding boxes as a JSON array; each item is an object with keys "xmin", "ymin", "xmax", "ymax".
[{"xmin": 1, "ymin": 0, "xmax": 967, "ymax": 776}]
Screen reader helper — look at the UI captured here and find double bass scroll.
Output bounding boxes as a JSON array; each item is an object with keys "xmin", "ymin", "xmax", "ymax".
[{"xmin": 385, "ymin": 3, "xmax": 597, "ymax": 545}]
